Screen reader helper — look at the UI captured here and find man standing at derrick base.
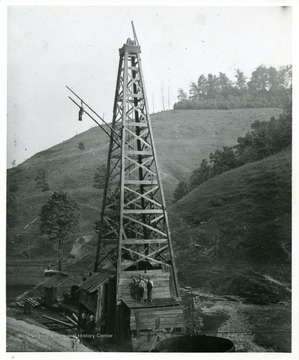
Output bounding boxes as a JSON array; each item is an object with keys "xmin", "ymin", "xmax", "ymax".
[{"xmin": 147, "ymin": 277, "xmax": 154, "ymax": 302}]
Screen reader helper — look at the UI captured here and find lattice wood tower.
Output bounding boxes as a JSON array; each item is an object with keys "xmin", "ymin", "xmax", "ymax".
[{"xmin": 94, "ymin": 36, "xmax": 180, "ymax": 301}]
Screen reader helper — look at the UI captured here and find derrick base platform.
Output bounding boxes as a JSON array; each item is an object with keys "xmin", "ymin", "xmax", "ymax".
[{"xmin": 117, "ymin": 269, "xmax": 185, "ymax": 351}]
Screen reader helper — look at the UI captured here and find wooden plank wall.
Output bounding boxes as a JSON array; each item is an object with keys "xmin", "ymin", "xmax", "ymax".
[
  {"xmin": 97, "ymin": 283, "xmax": 108, "ymax": 327},
  {"xmin": 45, "ymin": 288, "xmax": 55, "ymax": 307},
  {"xmin": 95, "ymin": 284, "xmax": 103, "ymax": 325},
  {"xmin": 79, "ymin": 290, "xmax": 97, "ymax": 314},
  {"xmin": 106, "ymin": 278, "xmax": 116, "ymax": 334},
  {"xmin": 118, "ymin": 270, "xmax": 171, "ymax": 302},
  {"xmin": 130, "ymin": 306, "xmax": 184, "ymax": 331}
]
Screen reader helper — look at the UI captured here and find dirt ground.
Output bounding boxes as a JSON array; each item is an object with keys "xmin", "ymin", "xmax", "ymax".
[
  {"xmin": 6, "ymin": 269, "xmax": 291, "ymax": 352},
  {"xmin": 188, "ymin": 290, "xmax": 291, "ymax": 352},
  {"xmin": 7, "ymin": 292, "xmax": 291, "ymax": 352},
  {"xmin": 6, "ymin": 316, "xmax": 92, "ymax": 352}
]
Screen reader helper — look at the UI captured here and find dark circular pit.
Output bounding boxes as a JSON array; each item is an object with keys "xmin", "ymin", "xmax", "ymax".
[{"xmin": 155, "ymin": 335, "xmax": 235, "ymax": 352}]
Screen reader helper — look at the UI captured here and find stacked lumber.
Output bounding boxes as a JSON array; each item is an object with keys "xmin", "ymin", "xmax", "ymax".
[
  {"xmin": 42, "ymin": 315, "xmax": 75, "ymax": 328},
  {"xmin": 16, "ymin": 297, "xmax": 40, "ymax": 308},
  {"xmin": 27, "ymin": 298, "xmax": 40, "ymax": 307}
]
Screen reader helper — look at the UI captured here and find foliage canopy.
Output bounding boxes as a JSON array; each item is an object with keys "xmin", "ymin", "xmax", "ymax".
[
  {"xmin": 34, "ymin": 168, "xmax": 50, "ymax": 192},
  {"xmin": 174, "ymin": 65, "xmax": 292, "ymax": 110},
  {"xmin": 39, "ymin": 191, "xmax": 81, "ymax": 240}
]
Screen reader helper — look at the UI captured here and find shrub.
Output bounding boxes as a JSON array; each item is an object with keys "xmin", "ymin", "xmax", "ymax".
[{"xmin": 78, "ymin": 142, "xmax": 85, "ymax": 150}]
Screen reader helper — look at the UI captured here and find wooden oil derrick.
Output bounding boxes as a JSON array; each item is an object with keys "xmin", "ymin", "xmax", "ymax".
[
  {"xmin": 94, "ymin": 35, "xmax": 180, "ymax": 296},
  {"xmin": 95, "ymin": 29, "xmax": 185, "ymax": 349},
  {"xmin": 68, "ymin": 24, "xmax": 185, "ymax": 351}
]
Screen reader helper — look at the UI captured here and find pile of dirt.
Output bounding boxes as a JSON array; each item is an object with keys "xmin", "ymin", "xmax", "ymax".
[{"xmin": 6, "ymin": 316, "xmax": 92, "ymax": 352}]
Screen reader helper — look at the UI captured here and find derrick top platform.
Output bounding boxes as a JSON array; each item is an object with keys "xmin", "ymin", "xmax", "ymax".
[{"xmin": 119, "ymin": 38, "xmax": 141, "ymax": 55}]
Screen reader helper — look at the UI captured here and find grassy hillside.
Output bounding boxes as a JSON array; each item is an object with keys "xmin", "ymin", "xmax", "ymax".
[
  {"xmin": 169, "ymin": 148, "xmax": 291, "ymax": 302},
  {"xmin": 7, "ymin": 108, "xmax": 283, "ymax": 269}
]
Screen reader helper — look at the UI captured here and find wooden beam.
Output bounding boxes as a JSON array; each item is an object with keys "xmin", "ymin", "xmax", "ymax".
[
  {"xmin": 116, "ymin": 49, "xmax": 129, "ymax": 312},
  {"xmin": 42, "ymin": 315, "xmax": 74, "ymax": 328},
  {"xmin": 121, "ymin": 249, "xmax": 171, "ymax": 269},
  {"xmin": 123, "ymin": 215, "xmax": 167, "ymax": 237},
  {"xmin": 66, "ymin": 316, "xmax": 77, "ymax": 326},
  {"xmin": 122, "ymin": 245, "xmax": 168, "ymax": 262},
  {"xmin": 124, "ymin": 185, "xmax": 161, "ymax": 208},
  {"xmin": 95, "ymin": 246, "xmax": 117, "ymax": 268},
  {"xmin": 129, "ymin": 93, "xmax": 142, "ymax": 98},
  {"xmin": 124, "ymin": 155, "xmax": 157, "ymax": 178},
  {"xmin": 123, "ymin": 209, "xmax": 163, "ymax": 214},
  {"xmin": 100, "ymin": 245, "xmax": 116, "ymax": 267},
  {"xmin": 126, "ymin": 150, "xmax": 153, "ymax": 157},
  {"xmin": 101, "ymin": 238, "xmax": 118, "ymax": 243},
  {"xmin": 124, "ymin": 180, "xmax": 157, "ymax": 185},
  {"xmin": 126, "ymin": 122, "xmax": 148, "ymax": 128},
  {"xmin": 121, "ymin": 239, "xmax": 168, "ymax": 245},
  {"xmin": 150, "ymin": 214, "xmax": 164, "ymax": 224},
  {"xmin": 108, "ymin": 157, "xmax": 121, "ymax": 178},
  {"xmin": 125, "ymin": 127, "xmax": 152, "ymax": 149}
]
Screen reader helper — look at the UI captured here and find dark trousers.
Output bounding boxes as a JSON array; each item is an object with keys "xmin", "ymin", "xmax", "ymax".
[{"xmin": 139, "ymin": 288, "xmax": 144, "ymax": 302}]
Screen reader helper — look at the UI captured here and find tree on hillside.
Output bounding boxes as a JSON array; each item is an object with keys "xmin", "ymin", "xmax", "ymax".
[
  {"xmin": 234, "ymin": 69, "xmax": 247, "ymax": 92},
  {"xmin": 250, "ymin": 120, "xmax": 275, "ymax": 158},
  {"xmin": 274, "ymin": 104, "xmax": 292, "ymax": 148},
  {"xmin": 278, "ymin": 65, "xmax": 292, "ymax": 89},
  {"xmin": 235, "ymin": 132, "xmax": 257, "ymax": 165},
  {"xmin": 189, "ymin": 159, "xmax": 211, "ymax": 190},
  {"xmin": 78, "ymin": 141, "xmax": 85, "ymax": 150},
  {"xmin": 189, "ymin": 75, "xmax": 207, "ymax": 101},
  {"xmin": 34, "ymin": 168, "xmax": 50, "ymax": 193},
  {"xmin": 209, "ymin": 146, "xmax": 237, "ymax": 176},
  {"xmin": 206, "ymin": 74, "xmax": 219, "ymax": 99},
  {"xmin": 189, "ymin": 82, "xmax": 199, "ymax": 100},
  {"xmin": 267, "ymin": 67, "xmax": 280, "ymax": 93},
  {"xmin": 248, "ymin": 65, "xmax": 268, "ymax": 93},
  {"xmin": 218, "ymin": 72, "xmax": 233, "ymax": 98},
  {"xmin": 39, "ymin": 192, "xmax": 81, "ymax": 272},
  {"xmin": 235, "ymin": 102, "xmax": 292, "ymax": 163},
  {"xmin": 173, "ymin": 181, "xmax": 188, "ymax": 203},
  {"xmin": 174, "ymin": 65, "xmax": 292, "ymax": 110},
  {"xmin": 177, "ymin": 88, "xmax": 188, "ymax": 101}
]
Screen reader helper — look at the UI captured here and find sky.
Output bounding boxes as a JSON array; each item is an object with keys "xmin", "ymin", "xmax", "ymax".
[{"xmin": 5, "ymin": 5, "xmax": 292, "ymax": 167}]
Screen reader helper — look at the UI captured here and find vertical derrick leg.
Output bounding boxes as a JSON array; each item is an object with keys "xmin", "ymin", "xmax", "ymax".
[
  {"xmin": 132, "ymin": 55, "xmax": 149, "ymax": 259},
  {"xmin": 94, "ymin": 55, "xmax": 124, "ymax": 272}
]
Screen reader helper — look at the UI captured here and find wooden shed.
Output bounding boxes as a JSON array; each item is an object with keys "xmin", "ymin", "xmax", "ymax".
[
  {"xmin": 78, "ymin": 272, "xmax": 116, "ymax": 333},
  {"xmin": 37, "ymin": 273, "xmax": 80, "ymax": 308}
]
